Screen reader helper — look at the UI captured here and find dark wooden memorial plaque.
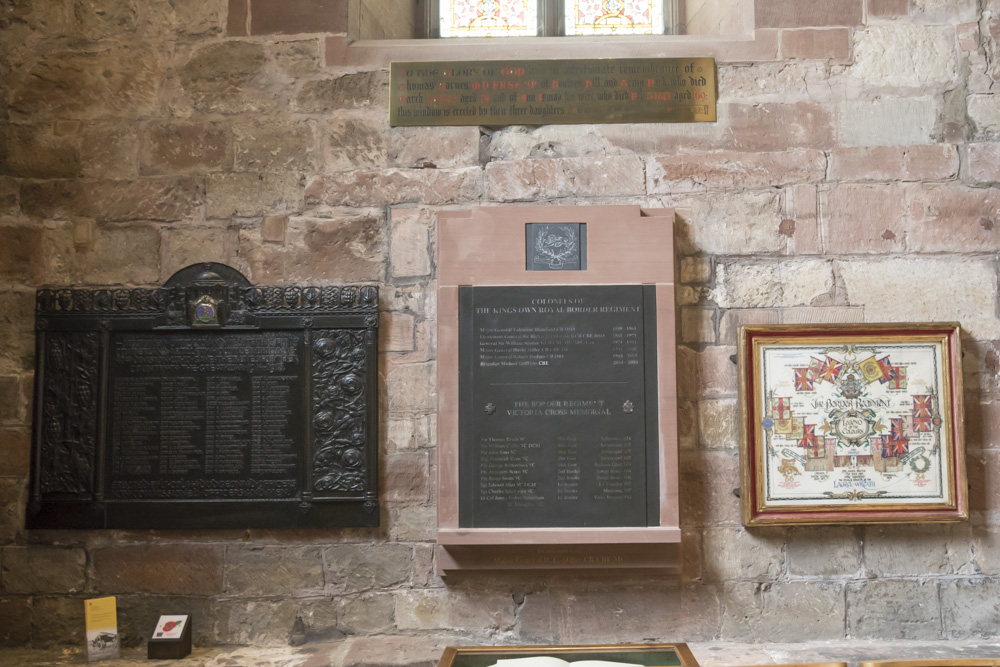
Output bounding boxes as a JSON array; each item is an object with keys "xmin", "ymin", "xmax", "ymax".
[
  {"xmin": 458, "ymin": 285, "xmax": 658, "ymax": 528},
  {"xmin": 27, "ymin": 263, "xmax": 380, "ymax": 530}
]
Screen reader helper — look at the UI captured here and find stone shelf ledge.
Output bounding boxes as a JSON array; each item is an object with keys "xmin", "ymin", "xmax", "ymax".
[
  {"xmin": 2, "ymin": 638, "xmax": 1000, "ymax": 667},
  {"xmin": 437, "ymin": 527, "xmax": 684, "ymax": 545}
]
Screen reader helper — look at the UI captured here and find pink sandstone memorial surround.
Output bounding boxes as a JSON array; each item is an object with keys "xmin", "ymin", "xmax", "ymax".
[{"xmin": 435, "ymin": 205, "xmax": 681, "ymax": 576}]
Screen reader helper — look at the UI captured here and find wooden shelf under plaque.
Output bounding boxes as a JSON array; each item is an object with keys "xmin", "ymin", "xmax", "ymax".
[{"xmin": 436, "ymin": 206, "xmax": 680, "ymax": 576}]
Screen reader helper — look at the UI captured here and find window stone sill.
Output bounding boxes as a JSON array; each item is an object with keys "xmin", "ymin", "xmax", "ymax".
[{"xmin": 325, "ymin": 30, "xmax": 780, "ymax": 67}]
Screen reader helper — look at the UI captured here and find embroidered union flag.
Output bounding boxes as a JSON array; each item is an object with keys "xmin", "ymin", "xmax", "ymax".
[
  {"xmin": 817, "ymin": 356, "xmax": 843, "ymax": 383},
  {"xmin": 793, "ymin": 368, "xmax": 816, "ymax": 391},
  {"xmin": 885, "ymin": 417, "xmax": 909, "ymax": 456},
  {"xmin": 799, "ymin": 424, "xmax": 818, "ymax": 449},
  {"xmin": 913, "ymin": 395, "xmax": 934, "ymax": 432},
  {"xmin": 876, "ymin": 356, "xmax": 894, "ymax": 384}
]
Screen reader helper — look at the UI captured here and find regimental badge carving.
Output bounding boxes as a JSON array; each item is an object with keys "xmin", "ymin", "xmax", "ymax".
[
  {"xmin": 534, "ymin": 225, "xmax": 578, "ymax": 269},
  {"xmin": 312, "ymin": 331, "xmax": 370, "ymax": 496},
  {"xmin": 39, "ymin": 331, "xmax": 99, "ymax": 496},
  {"xmin": 526, "ymin": 223, "xmax": 587, "ymax": 271}
]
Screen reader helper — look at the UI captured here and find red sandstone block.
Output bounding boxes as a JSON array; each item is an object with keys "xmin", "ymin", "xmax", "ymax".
[
  {"xmin": 261, "ymin": 214, "xmax": 288, "ymax": 243},
  {"xmin": 969, "ymin": 450, "xmax": 1000, "ymax": 515},
  {"xmin": 227, "ymin": 0, "xmax": 248, "ymax": 36},
  {"xmin": 904, "ymin": 144, "xmax": 959, "ymax": 181},
  {"xmin": 780, "ymin": 307, "xmax": 864, "ymax": 325},
  {"xmin": 484, "ymin": 157, "xmax": 644, "ymax": 201},
  {"xmin": 679, "ymin": 450, "xmax": 741, "ymax": 526},
  {"xmin": 90, "ymin": 544, "xmax": 224, "ymax": 595},
  {"xmin": 141, "ymin": 122, "xmax": 231, "ymax": 175},
  {"xmin": 0, "ymin": 226, "xmax": 45, "ymax": 283},
  {"xmin": 719, "ymin": 308, "xmax": 779, "ymax": 345},
  {"xmin": 823, "ymin": 184, "xmax": 907, "ymax": 253},
  {"xmin": 780, "ymin": 28, "xmax": 851, "ymax": 60},
  {"xmin": 906, "ymin": 185, "xmax": 1000, "ymax": 252},
  {"xmin": 680, "ymin": 307, "xmax": 716, "ymax": 345},
  {"xmin": 968, "ymin": 399, "xmax": 1000, "ymax": 450},
  {"xmin": 868, "ymin": 0, "xmax": 909, "ymax": 17},
  {"xmin": 648, "ymin": 150, "xmax": 826, "ymax": 193},
  {"xmin": 830, "ymin": 147, "xmax": 904, "ymax": 181},
  {"xmin": 957, "ymin": 22, "xmax": 980, "ymax": 52},
  {"xmin": 697, "ymin": 346, "xmax": 739, "ymax": 398},
  {"xmin": 789, "ymin": 184, "xmax": 821, "ymax": 253},
  {"xmin": 384, "ymin": 452, "xmax": 430, "ymax": 503},
  {"xmin": 756, "ymin": 0, "xmax": 862, "ymax": 28},
  {"xmin": 829, "ymin": 145, "xmax": 957, "ymax": 182},
  {"xmin": 250, "ymin": 0, "xmax": 347, "ymax": 35},
  {"xmin": 721, "ymin": 102, "xmax": 834, "ymax": 151},
  {"xmin": 718, "ymin": 28, "xmax": 782, "ymax": 63},
  {"xmin": 0, "ymin": 428, "xmax": 30, "ymax": 476},
  {"xmin": 676, "ymin": 346, "xmax": 697, "ymax": 400},
  {"xmin": 21, "ymin": 178, "xmax": 201, "ymax": 223},
  {"xmin": 0, "ymin": 376, "xmax": 24, "ymax": 424},
  {"xmin": 308, "ymin": 167, "xmax": 480, "ymax": 207},
  {"xmin": 970, "ymin": 143, "xmax": 1000, "ymax": 184},
  {"xmin": 963, "ymin": 340, "xmax": 1000, "ymax": 396}
]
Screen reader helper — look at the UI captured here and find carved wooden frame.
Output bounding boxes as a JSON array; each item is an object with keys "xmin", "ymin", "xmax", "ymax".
[{"xmin": 738, "ymin": 323, "xmax": 968, "ymax": 526}]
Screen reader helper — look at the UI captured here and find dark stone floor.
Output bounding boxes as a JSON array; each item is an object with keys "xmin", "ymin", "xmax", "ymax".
[{"xmin": 1, "ymin": 639, "xmax": 999, "ymax": 667}]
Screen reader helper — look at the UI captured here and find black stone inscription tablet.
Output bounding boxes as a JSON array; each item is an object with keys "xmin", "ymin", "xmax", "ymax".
[
  {"xmin": 458, "ymin": 285, "xmax": 658, "ymax": 528},
  {"xmin": 27, "ymin": 263, "xmax": 379, "ymax": 529}
]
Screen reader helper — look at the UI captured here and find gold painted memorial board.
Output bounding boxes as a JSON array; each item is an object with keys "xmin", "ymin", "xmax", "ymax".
[{"xmin": 391, "ymin": 58, "xmax": 716, "ymax": 126}]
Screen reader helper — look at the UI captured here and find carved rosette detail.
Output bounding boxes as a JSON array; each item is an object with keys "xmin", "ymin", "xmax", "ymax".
[
  {"xmin": 36, "ymin": 285, "xmax": 379, "ymax": 315},
  {"xmin": 39, "ymin": 332, "xmax": 99, "ymax": 496},
  {"xmin": 312, "ymin": 331, "xmax": 369, "ymax": 495}
]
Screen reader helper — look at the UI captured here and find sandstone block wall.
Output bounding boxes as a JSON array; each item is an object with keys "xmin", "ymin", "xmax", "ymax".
[{"xmin": 1, "ymin": 0, "xmax": 999, "ymax": 650}]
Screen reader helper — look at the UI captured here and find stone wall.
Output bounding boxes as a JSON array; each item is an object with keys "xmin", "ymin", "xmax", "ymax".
[{"xmin": 1, "ymin": 0, "xmax": 1000, "ymax": 652}]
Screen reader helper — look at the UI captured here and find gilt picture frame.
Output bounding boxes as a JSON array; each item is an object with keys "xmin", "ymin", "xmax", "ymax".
[{"xmin": 738, "ymin": 323, "xmax": 967, "ymax": 526}]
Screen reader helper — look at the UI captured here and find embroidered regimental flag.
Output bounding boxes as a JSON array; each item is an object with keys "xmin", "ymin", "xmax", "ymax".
[
  {"xmin": 913, "ymin": 395, "xmax": 934, "ymax": 432},
  {"xmin": 772, "ymin": 396, "xmax": 794, "ymax": 434},
  {"xmin": 808, "ymin": 357, "xmax": 824, "ymax": 381},
  {"xmin": 859, "ymin": 356, "xmax": 884, "ymax": 383},
  {"xmin": 889, "ymin": 366, "xmax": 907, "ymax": 389},
  {"xmin": 816, "ymin": 356, "xmax": 843, "ymax": 383},
  {"xmin": 807, "ymin": 435, "xmax": 827, "ymax": 457},
  {"xmin": 793, "ymin": 368, "xmax": 816, "ymax": 391}
]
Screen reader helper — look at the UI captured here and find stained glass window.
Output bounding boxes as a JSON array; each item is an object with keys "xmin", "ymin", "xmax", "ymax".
[
  {"xmin": 564, "ymin": 0, "xmax": 664, "ymax": 35},
  {"xmin": 440, "ymin": 0, "xmax": 539, "ymax": 37}
]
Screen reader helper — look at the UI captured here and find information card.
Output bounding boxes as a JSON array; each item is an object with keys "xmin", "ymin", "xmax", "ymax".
[{"xmin": 85, "ymin": 596, "xmax": 119, "ymax": 662}]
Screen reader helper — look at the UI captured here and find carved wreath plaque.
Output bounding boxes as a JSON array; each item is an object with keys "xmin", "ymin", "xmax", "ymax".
[{"xmin": 28, "ymin": 263, "xmax": 380, "ymax": 529}]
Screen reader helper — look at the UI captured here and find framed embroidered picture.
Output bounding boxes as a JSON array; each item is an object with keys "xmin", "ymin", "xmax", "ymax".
[{"xmin": 738, "ymin": 323, "xmax": 967, "ymax": 526}]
